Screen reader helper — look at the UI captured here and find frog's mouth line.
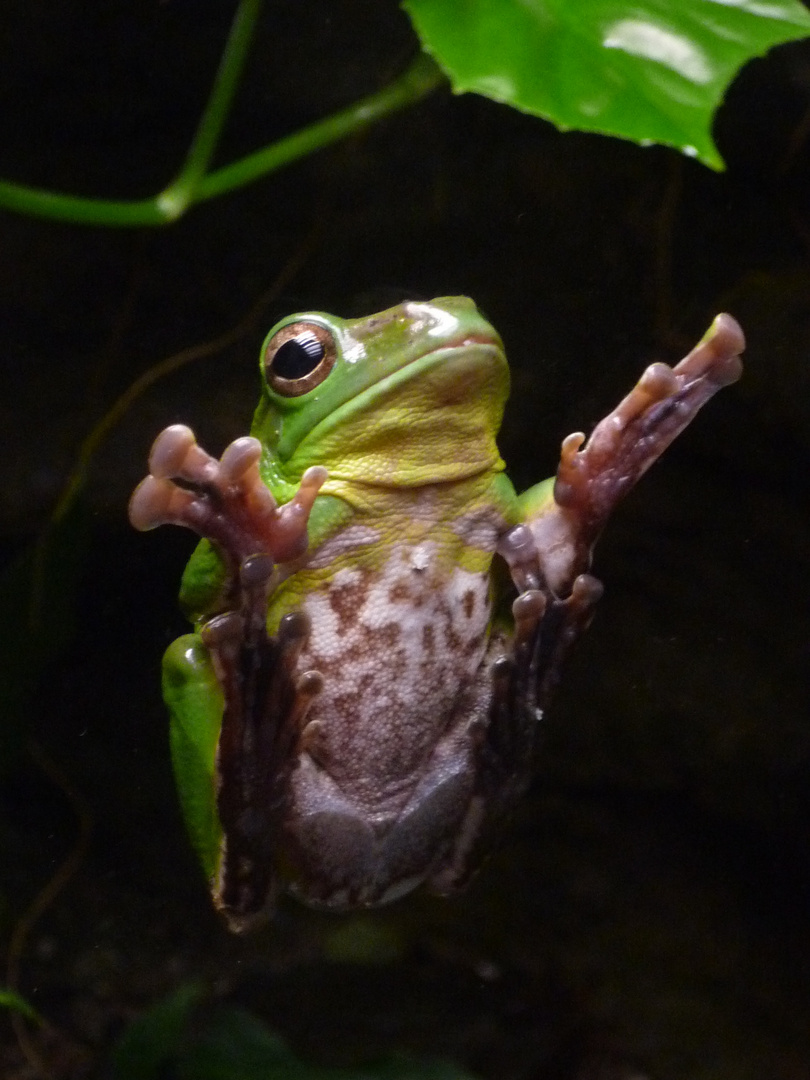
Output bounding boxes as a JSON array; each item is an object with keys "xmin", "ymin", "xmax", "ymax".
[{"xmin": 427, "ymin": 332, "xmax": 501, "ymax": 355}]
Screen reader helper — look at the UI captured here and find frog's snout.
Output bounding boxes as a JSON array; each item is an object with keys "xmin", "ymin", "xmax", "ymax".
[{"xmin": 431, "ymin": 295, "xmax": 478, "ymax": 315}]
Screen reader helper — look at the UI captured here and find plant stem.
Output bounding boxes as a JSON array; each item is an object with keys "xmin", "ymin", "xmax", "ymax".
[
  {"xmin": 197, "ymin": 53, "xmax": 445, "ymax": 201},
  {"xmin": 0, "ymin": 184, "xmax": 166, "ymax": 226},
  {"xmin": 157, "ymin": 0, "xmax": 264, "ymax": 218}
]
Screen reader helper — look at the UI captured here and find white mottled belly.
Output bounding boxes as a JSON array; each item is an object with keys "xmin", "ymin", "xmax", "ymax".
[{"xmin": 295, "ymin": 540, "xmax": 492, "ymax": 810}]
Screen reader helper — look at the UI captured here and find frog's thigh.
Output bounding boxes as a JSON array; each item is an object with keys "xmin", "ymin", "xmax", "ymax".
[
  {"xmin": 285, "ymin": 757, "xmax": 380, "ymax": 906},
  {"xmin": 286, "ymin": 725, "xmax": 477, "ymax": 908},
  {"xmin": 374, "ymin": 725, "xmax": 477, "ymax": 901},
  {"xmin": 162, "ymin": 634, "xmax": 223, "ymax": 878},
  {"xmin": 426, "ymin": 630, "xmax": 539, "ymax": 896}
]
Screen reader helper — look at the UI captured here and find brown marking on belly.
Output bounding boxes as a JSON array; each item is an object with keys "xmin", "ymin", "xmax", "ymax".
[
  {"xmin": 462, "ymin": 589, "xmax": 476, "ymax": 619},
  {"xmin": 328, "ymin": 574, "xmax": 372, "ymax": 635}
]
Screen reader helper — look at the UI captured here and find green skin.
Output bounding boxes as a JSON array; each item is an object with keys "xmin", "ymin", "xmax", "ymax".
[{"xmin": 133, "ymin": 296, "xmax": 744, "ymax": 931}]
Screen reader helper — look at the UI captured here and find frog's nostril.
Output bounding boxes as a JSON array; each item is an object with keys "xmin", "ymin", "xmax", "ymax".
[{"xmin": 433, "ymin": 295, "xmax": 477, "ymax": 312}]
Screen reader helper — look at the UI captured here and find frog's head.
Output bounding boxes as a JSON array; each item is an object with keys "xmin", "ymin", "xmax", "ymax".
[{"xmin": 251, "ymin": 296, "xmax": 509, "ymax": 488}]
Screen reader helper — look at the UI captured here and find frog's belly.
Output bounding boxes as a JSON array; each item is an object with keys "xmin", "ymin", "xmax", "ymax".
[{"xmin": 282, "ymin": 546, "xmax": 494, "ymax": 907}]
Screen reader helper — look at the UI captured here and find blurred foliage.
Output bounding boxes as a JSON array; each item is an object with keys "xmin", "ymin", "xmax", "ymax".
[
  {"xmin": 111, "ymin": 983, "xmax": 478, "ymax": 1080},
  {"xmin": 0, "ymin": 989, "xmax": 41, "ymax": 1024}
]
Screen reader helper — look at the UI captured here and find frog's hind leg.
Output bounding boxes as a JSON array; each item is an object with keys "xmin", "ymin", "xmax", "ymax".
[
  {"xmin": 163, "ymin": 633, "xmax": 225, "ymax": 892},
  {"xmin": 204, "ymin": 577, "xmax": 318, "ymax": 933},
  {"xmin": 163, "ymin": 568, "xmax": 321, "ymax": 934},
  {"xmin": 428, "ymin": 566, "xmax": 602, "ymax": 896}
]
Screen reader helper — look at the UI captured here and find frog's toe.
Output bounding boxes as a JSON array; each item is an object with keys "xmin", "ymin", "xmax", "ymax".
[
  {"xmin": 677, "ymin": 312, "xmax": 745, "ymax": 388},
  {"xmin": 497, "ymin": 524, "xmax": 542, "ymax": 592},
  {"xmin": 261, "ymin": 465, "xmax": 328, "ymax": 562},
  {"xmin": 148, "ymin": 424, "xmax": 197, "ymax": 477},
  {"xmin": 129, "ymin": 474, "xmax": 195, "ymax": 531},
  {"xmin": 219, "ymin": 436, "xmax": 263, "ymax": 483},
  {"xmin": 147, "ymin": 423, "xmax": 224, "ymax": 487}
]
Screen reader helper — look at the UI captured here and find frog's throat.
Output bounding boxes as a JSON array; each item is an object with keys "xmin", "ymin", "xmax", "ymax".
[{"xmin": 277, "ymin": 344, "xmax": 509, "ymax": 490}]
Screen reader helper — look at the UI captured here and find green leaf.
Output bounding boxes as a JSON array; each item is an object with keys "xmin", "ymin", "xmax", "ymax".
[
  {"xmin": 110, "ymin": 982, "xmax": 204, "ymax": 1080},
  {"xmin": 178, "ymin": 1008, "xmax": 298, "ymax": 1080},
  {"xmin": 403, "ymin": 0, "xmax": 810, "ymax": 168}
]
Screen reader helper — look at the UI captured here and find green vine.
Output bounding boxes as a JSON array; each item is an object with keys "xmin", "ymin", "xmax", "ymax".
[{"xmin": 0, "ymin": 0, "xmax": 443, "ymax": 227}]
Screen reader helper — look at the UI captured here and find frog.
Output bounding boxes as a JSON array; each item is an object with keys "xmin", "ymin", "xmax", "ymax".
[{"xmin": 129, "ymin": 296, "xmax": 744, "ymax": 933}]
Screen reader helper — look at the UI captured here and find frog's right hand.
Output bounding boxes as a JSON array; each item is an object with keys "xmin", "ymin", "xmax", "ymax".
[{"xmin": 128, "ymin": 424, "xmax": 327, "ymax": 565}]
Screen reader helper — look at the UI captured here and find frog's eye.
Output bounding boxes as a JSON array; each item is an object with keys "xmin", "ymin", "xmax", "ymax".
[{"xmin": 264, "ymin": 322, "xmax": 337, "ymax": 397}]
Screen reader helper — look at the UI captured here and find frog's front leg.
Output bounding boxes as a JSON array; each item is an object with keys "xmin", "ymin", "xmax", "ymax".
[
  {"xmin": 431, "ymin": 315, "xmax": 744, "ymax": 894},
  {"xmin": 129, "ymin": 424, "xmax": 326, "ymax": 577},
  {"xmin": 529, "ymin": 313, "xmax": 744, "ymax": 595},
  {"xmin": 502, "ymin": 315, "xmax": 742, "ymax": 729},
  {"xmin": 130, "ymin": 425, "xmax": 326, "ymax": 931}
]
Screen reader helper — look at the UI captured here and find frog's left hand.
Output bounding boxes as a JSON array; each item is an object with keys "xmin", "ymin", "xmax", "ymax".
[{"xmin": 521, "ymin": 313, "xmax": 744, "ymax": 597}]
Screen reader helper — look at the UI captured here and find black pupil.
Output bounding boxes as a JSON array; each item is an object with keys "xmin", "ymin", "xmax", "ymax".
[{"xmin": 272, "ymin": 332, "xmax": 325, "ymax": 379}]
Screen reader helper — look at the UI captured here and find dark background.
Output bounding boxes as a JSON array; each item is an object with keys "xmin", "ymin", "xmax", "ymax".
[{"xmin": 1, "ymin": 2, "xmax": 810, "ymax": 1077}]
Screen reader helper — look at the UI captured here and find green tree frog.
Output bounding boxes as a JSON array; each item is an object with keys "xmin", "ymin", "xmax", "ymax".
[{"xmin": 129, "ymin": 297, "xmax": 744, "ymax": 932}]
